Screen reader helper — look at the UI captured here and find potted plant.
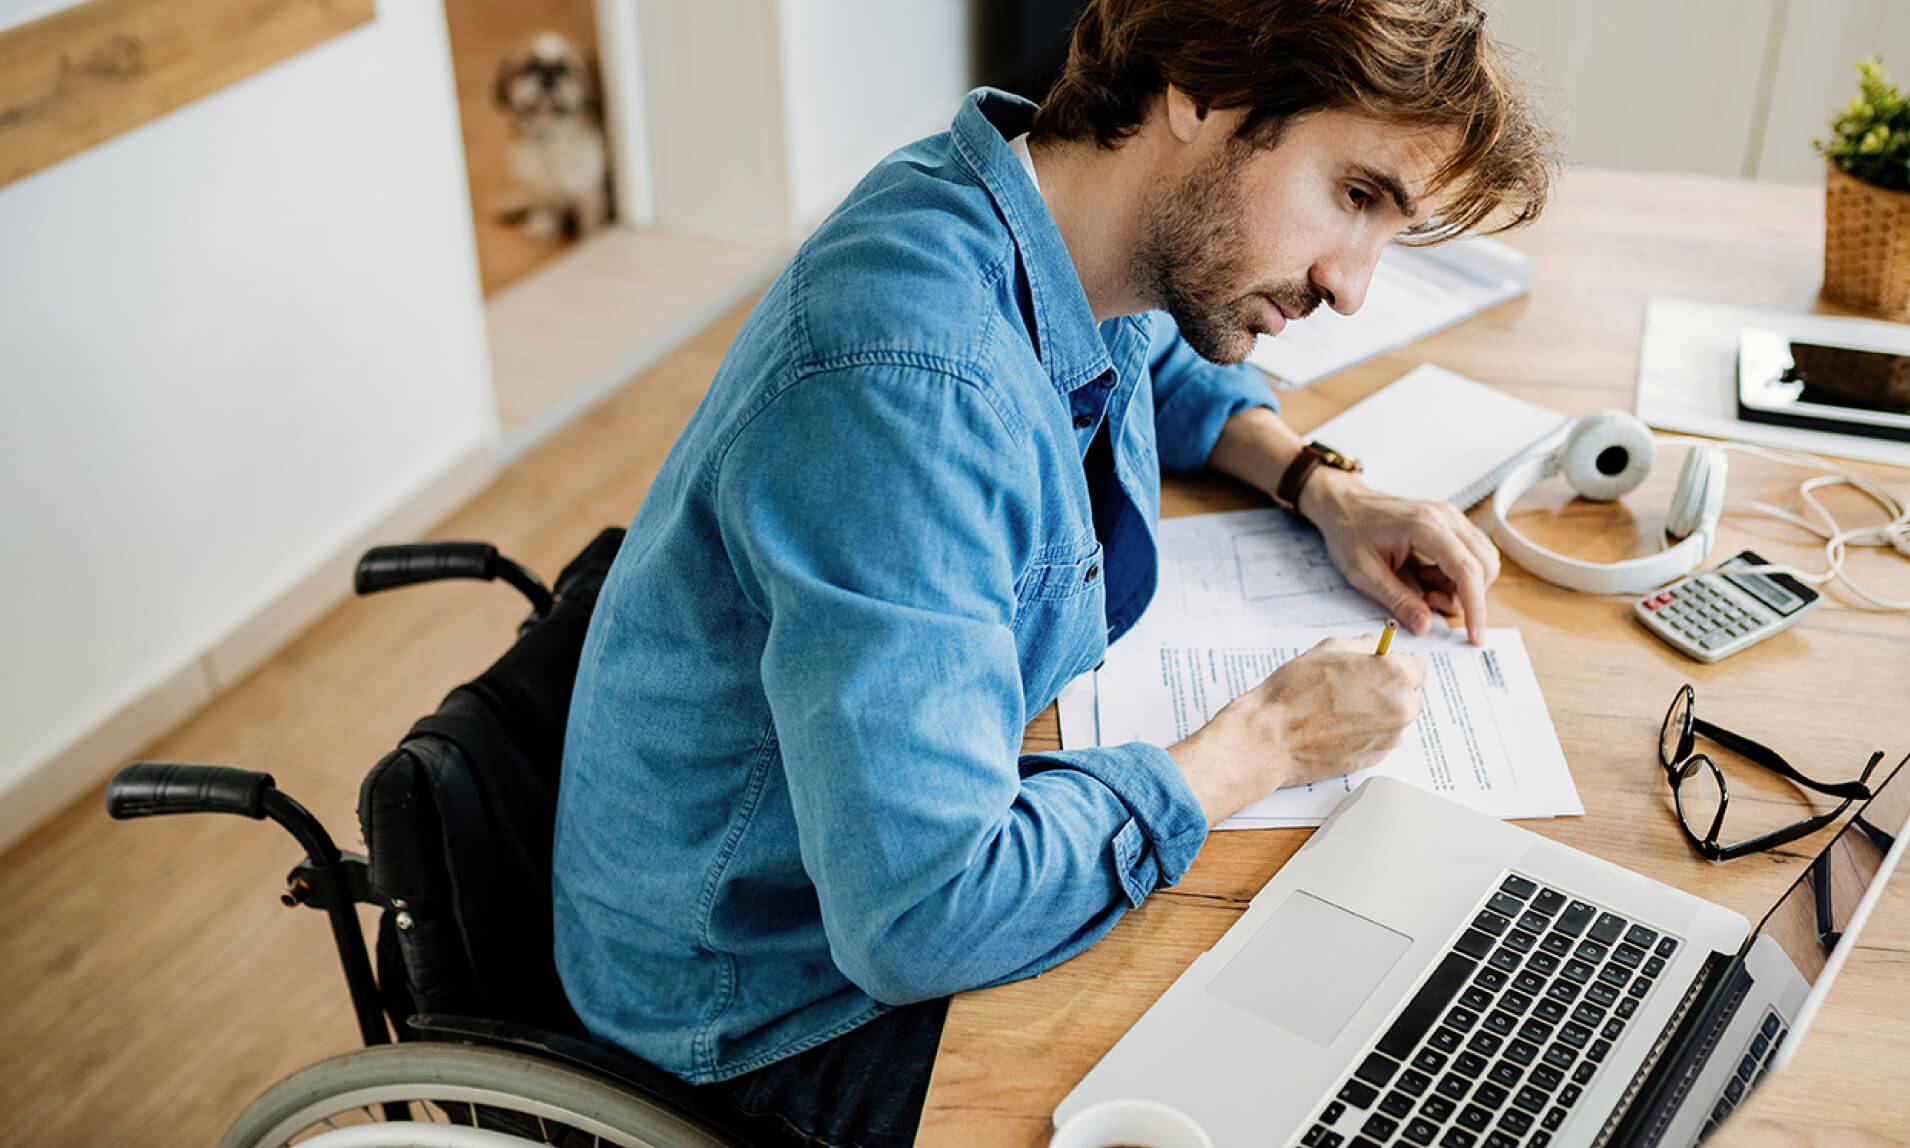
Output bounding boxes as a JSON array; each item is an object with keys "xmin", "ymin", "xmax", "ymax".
[{"xmin": 1816, "ymin": 57, "xmax": 1910, "ymax": 319}]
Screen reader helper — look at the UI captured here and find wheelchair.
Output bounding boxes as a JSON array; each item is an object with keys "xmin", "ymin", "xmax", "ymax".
[{"xmin": 106, "ymin": 529, "xmax": 766, "ymax": 1148}]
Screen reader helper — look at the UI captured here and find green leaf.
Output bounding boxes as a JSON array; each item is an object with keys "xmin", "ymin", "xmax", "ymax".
[{"xmin": 1819, "ymin": 56, "xmax": 1910, "ymax": 192}]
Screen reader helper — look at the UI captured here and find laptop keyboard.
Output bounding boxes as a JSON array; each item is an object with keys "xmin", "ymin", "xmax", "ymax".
[
  {"xmin": 1697, "ymin": 1009, "xmax": 1787, "ymax": 1142},
  {"xmin": 1299, "ymin": 873, "xmax": 1682, "ymax": 1148}
]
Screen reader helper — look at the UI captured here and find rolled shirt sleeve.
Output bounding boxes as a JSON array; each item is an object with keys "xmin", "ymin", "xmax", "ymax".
[
  {"xmin": 715, "ymin": 362, "xmax": 1209, "ymax": 1004},
  {"xmin": 1146, "ymin": 311, "xmax": 1279, "ymax": 474}
]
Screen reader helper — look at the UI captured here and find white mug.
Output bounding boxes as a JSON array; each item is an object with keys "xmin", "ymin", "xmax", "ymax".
[{"xmin": 1048, "ymin": 1098, "xmax": 1214, "ymax": 1148}]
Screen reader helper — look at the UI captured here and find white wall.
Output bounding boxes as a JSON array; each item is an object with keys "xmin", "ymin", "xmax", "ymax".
[
  {"xmin": 777, "ymin": 0, "xmax": 972, "ymax": 229},
  {"xmin": 631, "ymin": 0, "xmax": 972, "ymax": 245},
  {"xmin": 0, "ymin": 0, "xmax": 497, "ymax": 849},
  {"xmin": 638, "ymin": 0, "xmax": 793, "ymax": 246},
  {"xmin": 1484, "ymin": 0, "xmax": 1910, "ymax": 182},
  {"xmin": 1757, "ymin": 1, "xmax": 1910, "ymax": 181}
]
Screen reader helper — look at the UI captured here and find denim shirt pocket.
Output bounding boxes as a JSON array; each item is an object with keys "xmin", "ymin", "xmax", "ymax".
[{"xmin": 1011, "ymin": 539, "xmax": 1108, "ymax": 715}]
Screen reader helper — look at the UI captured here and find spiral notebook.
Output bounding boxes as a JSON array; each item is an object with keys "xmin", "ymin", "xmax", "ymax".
[{"xmin": 1308, "ymin": 364, "xmax": 1573, "ymax": 509}]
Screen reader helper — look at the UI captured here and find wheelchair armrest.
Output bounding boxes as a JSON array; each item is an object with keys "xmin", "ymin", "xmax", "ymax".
[{"xmin": 106, "ymin": 762, "xmax": 275, "ymax": 820}]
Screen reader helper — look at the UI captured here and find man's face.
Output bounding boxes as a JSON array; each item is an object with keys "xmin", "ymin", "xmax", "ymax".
[{"xmin": 1133, "ymin": 106, "xmax": 1457, "ymax": 365}]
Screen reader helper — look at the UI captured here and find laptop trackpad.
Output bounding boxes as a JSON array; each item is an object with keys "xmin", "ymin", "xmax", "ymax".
[{"xmin": 1206, "ymin": 890, "xmax": 1413, "ymax": 1046}]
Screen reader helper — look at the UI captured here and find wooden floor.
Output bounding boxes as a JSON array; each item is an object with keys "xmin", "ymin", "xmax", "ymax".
[{"xmin": 0, "ymin": 300, "xmax": 751, "ymax": 1147}]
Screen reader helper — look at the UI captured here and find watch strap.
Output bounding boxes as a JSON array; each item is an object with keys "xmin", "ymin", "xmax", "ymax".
[{"xmin": 1274, "ymin": 446, "xmax": 1329, "ymax": 517}]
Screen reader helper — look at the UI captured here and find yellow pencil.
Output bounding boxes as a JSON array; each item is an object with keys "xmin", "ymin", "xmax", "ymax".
[{"xmin": 1375, "ymin": 619, "xmax": 1398, "ymax": 656}]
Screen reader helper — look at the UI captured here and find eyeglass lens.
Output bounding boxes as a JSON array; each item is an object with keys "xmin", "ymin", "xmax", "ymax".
[
  {"xmin": 1674, "ymin": 756, "xmax": 1726, "ymax": 846},
  {"xmin": 1660, "ymin": 685, "xmax": 1693, "ymax": 770}
]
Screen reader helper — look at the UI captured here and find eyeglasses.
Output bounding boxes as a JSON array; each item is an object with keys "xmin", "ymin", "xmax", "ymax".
[{"xmin": 1659, "ymin": 683, "xmax": 1884, "ymax": 861}]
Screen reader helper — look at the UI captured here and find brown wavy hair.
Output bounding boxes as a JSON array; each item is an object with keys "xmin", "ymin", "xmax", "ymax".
[{"xmin": 1028, "ymin": 0, "xmax": 1556, "ymax": 242}]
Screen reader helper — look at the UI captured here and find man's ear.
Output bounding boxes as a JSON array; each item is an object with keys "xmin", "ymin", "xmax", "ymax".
[{"xmin": 1162, "ymin": 84, "xmax": 1208, "ymax": 145}]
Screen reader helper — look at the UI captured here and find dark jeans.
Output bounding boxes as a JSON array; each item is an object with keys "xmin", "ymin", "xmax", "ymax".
[{"xmin": 697, "ymin": 998, "xmax": 951, "ymax": 1148}]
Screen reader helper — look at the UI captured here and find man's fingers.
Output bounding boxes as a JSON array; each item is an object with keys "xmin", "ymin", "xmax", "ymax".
[
  {"xmin": 1410, "ymin": 566, "xmax": 1463, "ymax": 618},
  {"xmin": 1359, "ymin": 557, "xmax": 1436, "ymax": 635},
  {"xmin": 1421, "ymin": 505, "xmax": 1501, "ymax": 590},
  {"xmin": 1454, "ymin": 511, "xmax": 1502, "ymax": 585},
  {"xmin": 1409, "ymin": 530, "xmax": 1489, "ymax": 644}
]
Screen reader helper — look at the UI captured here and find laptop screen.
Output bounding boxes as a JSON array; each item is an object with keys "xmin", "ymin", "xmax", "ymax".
[
  {"xmin": 1658, "ymin": 753, "xmax": 1910, "ymax": 1145},
  {"xmin": 1746, "ymin": 753, "xmax": 1909, "ymax": 987}
]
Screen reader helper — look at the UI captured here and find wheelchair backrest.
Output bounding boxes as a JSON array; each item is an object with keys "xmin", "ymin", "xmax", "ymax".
[{"xmin": 358, "ymin": 527, "xmax": 624, "ymax": 1038}]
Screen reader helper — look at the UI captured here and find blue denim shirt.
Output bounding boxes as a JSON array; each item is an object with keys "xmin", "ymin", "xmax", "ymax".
[{"xmin": 552, "ymin": 89, "xmax": 1278, "ymax": 1085}]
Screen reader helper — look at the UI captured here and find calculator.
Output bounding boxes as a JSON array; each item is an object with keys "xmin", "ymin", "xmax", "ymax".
[{"xmin": 1633, "ymin": 549, "xmax": 1822, "ymax": 662}]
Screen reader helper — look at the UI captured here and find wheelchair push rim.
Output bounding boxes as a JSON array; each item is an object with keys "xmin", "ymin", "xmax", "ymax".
[{"xmin": 218, "ymin": 1043, "xmax": 739, "ymax": 1148}]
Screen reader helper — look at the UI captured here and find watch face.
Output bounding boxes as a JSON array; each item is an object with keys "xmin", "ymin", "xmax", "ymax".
[{"xmin": 1309, "ymin": 442, "xmax": 1363, "ymax": 473}]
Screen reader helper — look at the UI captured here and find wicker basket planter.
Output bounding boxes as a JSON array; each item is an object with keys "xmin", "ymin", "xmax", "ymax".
[{"xmin": 1823, "ymin": 160, "xmax": 1910, "ymax": 320}]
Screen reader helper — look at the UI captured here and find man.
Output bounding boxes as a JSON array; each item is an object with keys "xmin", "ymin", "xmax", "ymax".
[{"xmin": 553, "ymin": 1, "xmax": 1555, "ymax": 1144}]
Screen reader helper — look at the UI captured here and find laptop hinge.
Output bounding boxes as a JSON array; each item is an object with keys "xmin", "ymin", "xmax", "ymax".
[{"xmin": 1594, "ymin": 950, "xmax": 1749, "ymax": 1148}]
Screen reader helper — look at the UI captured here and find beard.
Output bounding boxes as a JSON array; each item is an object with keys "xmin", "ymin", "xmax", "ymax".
[{"xmin": 1132, "ymin": 140, "xmax": 1323, "ymax": 365}]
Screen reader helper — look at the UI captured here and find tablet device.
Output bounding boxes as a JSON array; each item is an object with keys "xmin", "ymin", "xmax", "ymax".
[{"xmin": 1737, "ymin": 327, "xmax": 1910, "ymax": 443}]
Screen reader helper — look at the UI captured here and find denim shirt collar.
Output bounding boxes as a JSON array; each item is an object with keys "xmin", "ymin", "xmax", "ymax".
[{"xmin": 949, "ymin": 88, "xmax": 1117, "ymax": 397}]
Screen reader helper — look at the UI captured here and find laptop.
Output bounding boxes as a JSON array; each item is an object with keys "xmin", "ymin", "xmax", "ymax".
[{"xmin": 1055, "ymin": 757, "xmax": 1910, "ymax": 1148}]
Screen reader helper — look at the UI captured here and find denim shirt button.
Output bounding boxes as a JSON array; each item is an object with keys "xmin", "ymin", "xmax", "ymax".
[
  {"xmin": 1084, "ymin": 563, "xmax": 1100, "ymax": 584},
  {"xmin": 1072, "ymin": 413, "xmax": 1093, "ymax": 429}
]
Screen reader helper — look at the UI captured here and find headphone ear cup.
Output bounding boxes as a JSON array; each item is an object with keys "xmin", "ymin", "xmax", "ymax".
[
  {"xmin": 1558, "ymin": 410, "xmax": 1655, "ymax": 502},
  {"xmin": 1666, "ymin": 447, "xmax": 1728, "ymax": 543}
]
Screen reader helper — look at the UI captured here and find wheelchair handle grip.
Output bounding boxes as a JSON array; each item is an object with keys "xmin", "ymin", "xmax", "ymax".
[
  {"xmin": 354, "ymin": 541, "xmax": 554, "ymax": 616},
  {"xmin": 354, "ymin": 542, "xmax": 499, "ymax": 596},
  {"xmin": 106, "ymin": 762, "xmax": 276, "ymax": 821}
]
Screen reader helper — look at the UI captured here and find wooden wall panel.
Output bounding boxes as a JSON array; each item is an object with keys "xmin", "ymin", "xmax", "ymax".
[{"xmin": 0, "ymin": 0, "xmax": 376, "ymax": 191}]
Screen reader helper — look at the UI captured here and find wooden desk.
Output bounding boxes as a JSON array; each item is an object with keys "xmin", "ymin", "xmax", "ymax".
[{"xmin": 916, "ymin": 168, "xmax": 1910, "ymax": 1148}]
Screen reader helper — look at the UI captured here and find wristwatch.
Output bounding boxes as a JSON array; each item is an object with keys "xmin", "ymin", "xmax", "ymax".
[{"xmin": 1272, "ymin": 441, "xmax": 1362, "ymax": 521}]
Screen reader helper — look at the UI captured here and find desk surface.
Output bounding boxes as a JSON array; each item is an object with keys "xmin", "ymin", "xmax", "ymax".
[{"xmin": 915, "ymin": 168, "xmax": 1910, "ymax": 1148}]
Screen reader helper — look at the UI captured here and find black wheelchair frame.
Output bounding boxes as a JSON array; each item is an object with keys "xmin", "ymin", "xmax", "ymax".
[{"xmin": 105, "ymin": 530, "xmax": 764, "ymax": 1147}]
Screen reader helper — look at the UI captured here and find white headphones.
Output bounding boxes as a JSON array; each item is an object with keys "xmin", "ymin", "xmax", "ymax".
[{"xmin": 1489, "ymin": 410, "xmax": 1728, "ymax": 595}]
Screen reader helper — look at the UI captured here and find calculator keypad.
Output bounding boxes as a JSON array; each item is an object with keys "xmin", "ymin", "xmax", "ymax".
[
  {"xmin": 1633, "ymin": 552, "xmax": 1820, "ymax": 663},
  {"xmin": 1640, "ymin": 583, "xmax": 1770, "ymax": 653}
]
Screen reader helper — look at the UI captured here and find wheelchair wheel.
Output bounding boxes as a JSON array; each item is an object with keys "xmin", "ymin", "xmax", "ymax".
[{"xmin": 219, "ymin": 1043, "xmax": 740, "ymax": 1148}]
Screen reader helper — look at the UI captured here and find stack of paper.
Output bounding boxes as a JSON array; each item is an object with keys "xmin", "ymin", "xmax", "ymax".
[
  {"xmin": 1097, "ymin": 621, "xmax": 1579, "ymax": 829},
  {"xmin": 1248, "ymin": 235, "xmax": 1534, "ymax": 390},
  {"xmin": 1055, "ymin": 509, "xmax": 1582, "ymax": 829}
]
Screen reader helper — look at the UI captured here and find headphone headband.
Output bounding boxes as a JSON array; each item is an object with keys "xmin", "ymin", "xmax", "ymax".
[{"xmin": 1488, "ymin": 411, "xmax": 1726, "ymax": 595}]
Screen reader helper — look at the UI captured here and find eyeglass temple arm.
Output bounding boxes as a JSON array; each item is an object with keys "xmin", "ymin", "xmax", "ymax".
[
  {"xmin": 1712, "ymin": 800, "xmax": 1851, "ymax": 861},
  {"xmin": 1854, "ymin": 813, "xmax": 1899, "ymax": 856},
  {"xmin": 1693, "ymin": 720, "xmax": 1877, "ymax": 799},
  {"xmin": 1711, "ymin": 751, "xmax": 1887, "ymax": 860},
  {"xmin": 1810, "ymin": 853, "xmax": 1844, "ymax": 954},
  {"xmin": 1851, "ymin": 750, "xmax": 1910, "ymax": 855}
]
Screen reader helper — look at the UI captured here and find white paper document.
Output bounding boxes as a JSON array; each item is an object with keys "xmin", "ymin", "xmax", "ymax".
[
  {"xmin": 1095, "ymin": 622, "xmax": 1581, "ymax": 830},
  {"xmin": 1056, "ymin": 508, "xmax": 1379, "ymax": 752},
  {"xmin": 1148, "ymin": 508, "xmax": 1383, "ymax": 630},
  {"xmin": 1051, "ymin": 508, "xmax": 1581, "ymax": 828},
  {"xmin": 1247, "ymin": 235, "xmax": 1534, "ymax": 390}
]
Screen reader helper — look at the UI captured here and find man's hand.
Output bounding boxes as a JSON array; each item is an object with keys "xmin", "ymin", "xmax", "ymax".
[
  {"xmin": 1300, "ymin": 467, "xmax": 1501, "ymax": 645},
  {"xmin": 1206, "ymin": 407, "xmax": 1502, "ymax": 645},
  {"xmin": 1168, "ymin": 636, "xmax": 1427, "ymax": 826}
]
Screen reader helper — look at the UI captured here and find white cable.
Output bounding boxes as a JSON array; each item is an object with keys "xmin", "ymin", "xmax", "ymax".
[{"xmin": 1651, "ymin": 436, "xmax": 1910, "ymax": 611}]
